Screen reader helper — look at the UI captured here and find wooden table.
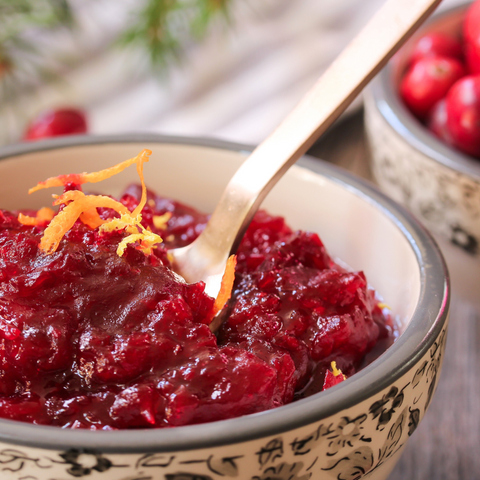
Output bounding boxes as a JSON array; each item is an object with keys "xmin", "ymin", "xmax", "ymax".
[{"xmin": 308, "ymin": 109, "xmax": 480, "ymax": 480}]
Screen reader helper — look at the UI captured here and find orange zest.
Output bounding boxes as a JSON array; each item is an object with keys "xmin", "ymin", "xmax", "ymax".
[
  {"xmin": 210, "ymin": 255, "xmax": 237, "ymax": 321},
  {"xmin": 40, "ymin": 194, "xmax": 130, "ymax": 254},
  {"xmin": 79, "ymin": 208, "xmax": 104, "ymax": 229},
  {"xmin": 331, "ymin": 361, "xmax": 346, "ymax": 380},
  {"xmin": 377, "ymin": 302, "xmax": 391, "ymax": 310},
  {"xmin": 152, "ymin": 212, "xmax": 172, "ymax": 230},
  {"xmin": 28, "ymin": 149, "xmax": 151, "ymax": 194},
  {"xmin": 131, "ymin": 150, "xmax": 151, "ymax": 217},
  {"xmin": 28, "ymin": 149, "xmax": 159, "ymax": 256},
  {"xmin": 116, "ymin": 226, "xmax": 163, "ymax": 257},
  {"xmin": 18, "ymin": 207, "xmax": 55, "ymax": 227},
  {"xmin": 97, "ymin": 149, "xmax": 163, "ymax": 257}
]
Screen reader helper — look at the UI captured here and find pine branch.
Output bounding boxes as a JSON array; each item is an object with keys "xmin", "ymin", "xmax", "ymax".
[
  {"xmin": 119, "ymin": 0, "xmax": 233, "ymax": 70},
  {"xmin": 0, "ymin": 0, "xmax": 73, "ymax": 144}
]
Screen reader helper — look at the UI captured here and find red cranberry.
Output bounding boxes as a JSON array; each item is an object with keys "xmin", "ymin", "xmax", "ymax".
[
  {"xmin": 464, "ymin": 0, "xmax": 480, "ymax": 73},
  {"xmin": 400, "ymin": 56, "xmax": 465, "ymax": 120},
  {"xmin": 463, "ymin": 0, "xmax": 480, "ymax": 45},
  {"xmin": 465, "ymin": 42, "xmax": 480, "ymax": 74},
  {"xmin": 446, "ymin": 75, "xmax": 480, "ymax": 157},
  {"xmin": 428, "ymin": 99, "xmax": 453, "ymax": 143},
  {"xmin": 23, "ymin": 108, "xmax": 87, "ymax": 141},
  {"xmin": 323, "ymin": 369, "xmax": 345, "ymax": 390},
  {"xmin": 409, "ymin": 32, "xmax": 463, "ymax": 64}
]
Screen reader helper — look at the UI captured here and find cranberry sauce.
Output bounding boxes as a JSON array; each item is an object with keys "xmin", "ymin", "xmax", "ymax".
[{"xmin": 0, "ymin": 185, "xmax": 394, "ymax": 429}]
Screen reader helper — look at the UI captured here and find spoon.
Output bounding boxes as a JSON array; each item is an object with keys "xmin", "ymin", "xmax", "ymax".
[{"xmin": 170, "ymin": 0, "xmax": 442, "ymax": 332}]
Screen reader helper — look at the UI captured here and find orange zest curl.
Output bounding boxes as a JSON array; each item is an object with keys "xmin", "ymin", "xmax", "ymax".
[
  {"xmin": 211, "ymin": 255, "xmax": 237, "ymax": 320},
  {"xmin": 18, "ymin": 207, "xmax": 55, "ymax": 227},
  {"xmin": 40, "ymin": 193, "xmax": 130, "ymax": 254},
  {"xmin": 377, "ymin": 302, "xmax": 391, "ymax": 310},
  {"xmin": 97, "ymin": 149, "xmax": 163, "ymax": 257},
  {"xmin": 79, "ymin": 208, "xmax": 105, "ymax": 229},
  {"xmin": 101, "ymin": 214, "xmax": 164, "ymax": 257},
  {"xmin": 131, "ymin": 150, "xmax": 151, "ymax": 217},
  {"xmin": 153, "ymin": 212, "xmax": 172, "ymax": 230},
  {"xmin": 331, "ymin": 361, "xmax": 346, "ymax": 380},
  {"xmin": 28, "ymin": 149, "xmax": 152, "ymax": 194},
  {"xmin": 29, "ymin": 149, "xmax": 158, "ymax": 256},
  {"xmin": 117, "ymin": 225, "xmax": 163, "ymax": 257}
]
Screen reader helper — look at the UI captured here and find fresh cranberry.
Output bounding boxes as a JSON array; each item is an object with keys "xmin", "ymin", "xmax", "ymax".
[
  {"xmin": 446, "ymin": 75, "xmax": 480, "ymax": 157},
  {"xmin": 464, "ymin": 0, "xmax": 480, "ymax": 73},
  {"xmin": 465, "ymin": 42, "xmax": 480, "ymax": 74},
  {"xmin": 409, "ymin": 32, "xmax": 463, "ymax": 64},
  {"xmin": 322, "ymin": 369, "xmax": 345, "ymax": 390},
  {"xmin": 428, "ymin": 99, "xmax": 453, "ymax": 143},
  {"xmin": 400, "ymin": 56, "xmax": 465, "ymax": 120},
  {"xmin": 463, "ymin": 0, "xmax": 480, "ymax": 45},
  {"xmin": 23, "ymin": 108, "xmax": 87, "ymax": 141}
]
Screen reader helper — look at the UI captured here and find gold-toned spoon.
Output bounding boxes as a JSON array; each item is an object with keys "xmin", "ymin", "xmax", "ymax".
[{"xmin": 170, "ymin": 0, "xmax": 442, "ymax": 332}]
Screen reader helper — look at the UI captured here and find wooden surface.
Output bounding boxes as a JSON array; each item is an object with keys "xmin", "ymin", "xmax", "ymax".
[{"xmin": 308, "ymin": 109, "xmax": 480, "ymax": 480}]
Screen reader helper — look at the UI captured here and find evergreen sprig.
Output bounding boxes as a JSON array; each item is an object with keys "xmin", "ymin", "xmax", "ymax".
[
  {"xmin": 0, "ymin": 0, "xmax": 73, "ymax": 143},
  {"xmin": 120, "ymin": 0, "xmax": 232, "ymax": 69}
]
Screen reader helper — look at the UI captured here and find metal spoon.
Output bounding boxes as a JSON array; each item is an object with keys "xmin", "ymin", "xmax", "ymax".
[{"xmin": 170, "ymin": 0, "xmax": 442, "ymax": 332}]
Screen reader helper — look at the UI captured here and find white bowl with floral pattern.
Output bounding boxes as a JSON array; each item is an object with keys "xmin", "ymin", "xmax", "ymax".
[
  {"xmin": 365, "ymin": 1, "xmax": 480, "ymax": 257},
  {"xmin": 0, "ymin": 134, "xmax": 449, "ymax": 480}
]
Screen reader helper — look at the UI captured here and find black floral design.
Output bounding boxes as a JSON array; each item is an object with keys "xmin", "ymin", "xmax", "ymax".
[
  {"xmin": 180, "ymin": 455, "xmax": 243, "ymax": 477},
  {"xmin": 321, "ymin": 446, "xmax": 374, "ymax": 480},
  {"xmin": 425, "ymin": 329, "xmax": 447, "ymax": 409},
  {"xmin": 290, "ymin": 424, "xmax": 332, "ymax": 456},
  {"xmin": 0, "ymin": 448, "xmax": 52, "ymax": 473},
  {"xmin": 58, "ymin": 449, "xmax": 123, "ymax": 477},
  {"xmin": 118, "ymin": 476, "xmax": 153, "ymax": 480},
  {"xmin": 450, "ymin": 224, "xmax": 478, "ymax": 254},
  {"xmin": 375, "ymin": 407, "xmax": 408, "ymax": 469},
  {"xmin": 256, "ymin": 438, "xmax": 284, "ymax": 468},
  {"xmin": 369, "ymin": 385, "xmax": 407, "ymax": 431},
  {"xmin": 252, "ymin": 461, "xmax": 311, "ymax": 480},
  {"xmin": 165, "ymin": 474, "xmax": 212, "ymax": 480},
  {"xmin": 324, "ymin": 415, "xmax": 371, "ymax": 456},
  {"xmin": 408, "ymin": 407, "xmax": 421, "ymax": 436},
  {"xmin": 135, "ymin": 453, "xmax": 175, "ymax": 469},
  {"xmin": 412, "ymin": 361, "xmax": 427, "ymax": 389}
]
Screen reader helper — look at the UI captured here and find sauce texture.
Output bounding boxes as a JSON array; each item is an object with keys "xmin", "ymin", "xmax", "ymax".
[{"xmin": 0, "ymin": 183, "xmax": 393, "ymax": 429}]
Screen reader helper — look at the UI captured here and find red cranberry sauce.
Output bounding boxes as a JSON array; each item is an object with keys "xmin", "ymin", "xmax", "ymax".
[{"xmin": 0, "ymin": 185, "xmax": 393, "ymax": 429}]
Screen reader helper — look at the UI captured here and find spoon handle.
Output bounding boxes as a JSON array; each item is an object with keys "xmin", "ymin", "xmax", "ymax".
[{"xmin": 182, "ymin": 0, "xmax": 441, "ymax": 281}]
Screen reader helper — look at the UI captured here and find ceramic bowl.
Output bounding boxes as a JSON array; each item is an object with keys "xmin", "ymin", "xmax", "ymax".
[
  {"xmin": 0, "ymin": 135, "xmax": 449, "ymax": 480},
  {"xmin": 365, "ymin": 1, "xmax": 480, "ymax": 256}
]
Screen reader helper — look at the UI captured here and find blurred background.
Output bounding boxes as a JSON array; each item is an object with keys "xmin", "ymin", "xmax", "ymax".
[{"xmin": 0, "ymin": 0, "xmax": 464, "ymax": 146}]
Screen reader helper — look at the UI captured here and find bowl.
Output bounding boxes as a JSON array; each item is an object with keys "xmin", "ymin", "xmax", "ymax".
[
  {"xmin": 0, "ymin": 134, "xmax": 449, "ymax": 480},
  {"xmin": 365, "ymin": 1, "xmax": 480, "ymax": 256}
]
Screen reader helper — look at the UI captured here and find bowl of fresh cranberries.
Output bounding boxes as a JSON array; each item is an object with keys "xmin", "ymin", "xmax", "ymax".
[
  {"xmin": 365, "ymin": 0, "xmax": 480, "ymax": 256},
  {"xmin": 0, "ymin": 134, "xmax": 448, "ymax": 480}
]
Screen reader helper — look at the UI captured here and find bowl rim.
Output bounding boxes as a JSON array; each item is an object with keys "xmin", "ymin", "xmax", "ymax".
[
  {"xmin": 0, "ymin": 133, "xmax": 450, "ymax": 453},
  {"xmin": 369, "ymin": 0, "xmax": 480, "ymax": 182}
]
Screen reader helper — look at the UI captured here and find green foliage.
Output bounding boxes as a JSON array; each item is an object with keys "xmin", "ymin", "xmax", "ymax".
[
  {"xmin": 120, "ymin": 0, "xmax": 232, "ymax": 69},
  {"xmin": 0, "ymin": 0, "xmax": 234, "ymax": 142},
  {"xmin": 0, "ymin": 0, "xmax": 72, "ymax": 45},
  {"xmin": 0, "ymin": 0, "xmax": 73, "ymax": 82},
  {"xmin": 0, "ymin": 0, "xmax": 73, "ymax": 144}
]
